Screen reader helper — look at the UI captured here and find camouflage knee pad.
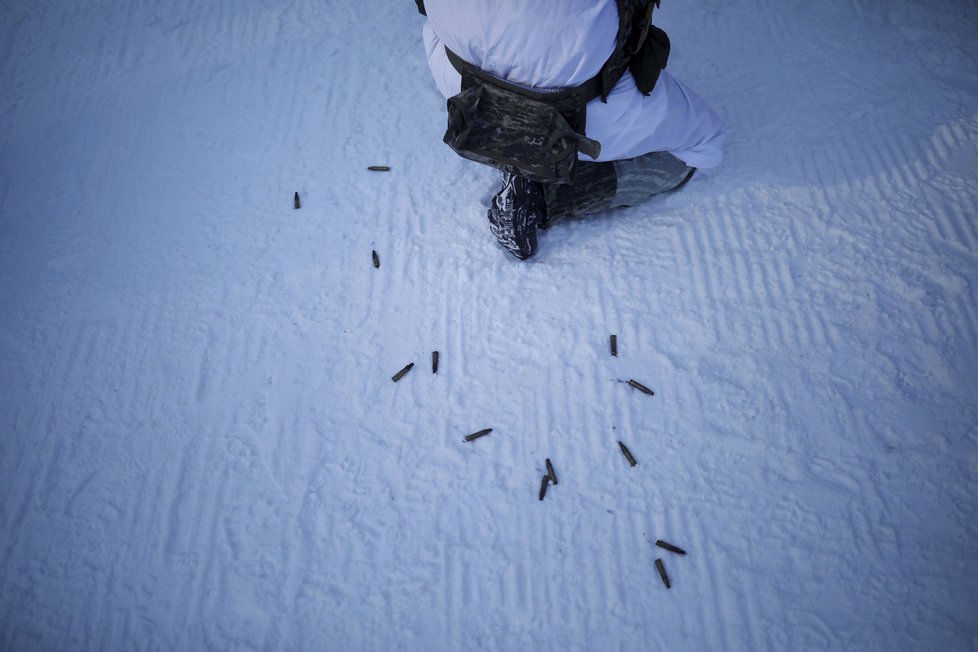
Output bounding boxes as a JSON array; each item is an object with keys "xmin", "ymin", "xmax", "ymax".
[{"xmin": 611, "ymin": 151, "xmax": 692, "ymax": 207}]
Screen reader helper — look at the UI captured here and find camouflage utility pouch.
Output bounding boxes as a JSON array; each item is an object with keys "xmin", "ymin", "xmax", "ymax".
[{"xmin": 443, "ymin": 48, "xmax": 602, "ymax": 185}]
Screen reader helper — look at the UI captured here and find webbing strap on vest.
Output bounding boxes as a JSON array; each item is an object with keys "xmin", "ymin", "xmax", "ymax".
[
  {"xmin": 630, "ymin": 0, "xmax": 660, "ymax": 54},
  {"xmin": 599, "ymin": 0, "xmax": 661, "ymax": 100}
]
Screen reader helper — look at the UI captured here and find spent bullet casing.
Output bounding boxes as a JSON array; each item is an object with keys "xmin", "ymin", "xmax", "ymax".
[
  {"xmin": 546, "ymin": 458, "xmax": 558, "ymax": 485},
  {"xmin": 464, "ymin": 428, "xmax": 492, "ymax": 442},
  {"xmin": 627, "ymin": 379, "xmax": 655, "ymax": 396},
  {"xmin": 538, "ymin": 475, "xmax": 550, "ymax": 501},
  {"xmin": 372, "ymin": 250, "xmax": 380, "ymax": 268},
  {"xmin": 610, "ymin": 334, "xmax": 617, "ymax": 357},
  {"xmin": 391, "ymin": 362, "xmax": 414, "ymax": 383},
  {"xmin": 293, "ymin": 192, "xmax": 300, "ymax": 209},
  {"xmin": 367, "ymin": 165, "xmax": 391, "ymax": 171},
  {"xmin": 618, "ymin": 441, "xmax": 638, "ymax": 466},
  {"xmin": 655, "ymin": 540, "xmax": 687, "ymax": 556},
  {"xmin": 655, "ymin": 558, "xmax": 671, "ymax": 589}
]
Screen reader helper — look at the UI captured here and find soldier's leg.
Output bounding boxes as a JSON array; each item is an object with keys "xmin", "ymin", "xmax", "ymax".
[
  {"xmin": 545, "ymin": 151, "xmax": 694, "ymax": 223},
  {"xmin": 544, "ymin": 160, "xmax": 617, "ymax": 223}
]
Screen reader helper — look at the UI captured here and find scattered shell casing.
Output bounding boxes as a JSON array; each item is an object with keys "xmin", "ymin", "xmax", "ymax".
[
  {"xmin": 655, "ymin": 558, "xmax": 671, "ymax": 589},
  {"xmin": 618, "ymin": 441, "xmax": 638, "ymax": 466},
  {"xmin": 546, "ymin": 458, "xmax": 558, "ymax": 485},
  {"xmin": 610, "ymin": 334, "xmax": 617, "ymax": 357},
  {"xmin": 538, "ymin": 475, "xmax": 550, "ymax": 501},
  {"xmin": 372, "ymin": 250, "xmax": 380, "ymax": 268},
  {"xmin": 293, "ymin": 191, "xmax": 301, "ymax": 209},
  {"xmin": 367, "ymin": 165, "xmax": 391, "ymax": 171},
  {"xmin": 627, "ymin": 379, "xmax": 655, "ymax": 396},
  {"xmin": 432, "ymin": 351, "xmax": 439, "ymax": 374},
  {"xmin": 464, "ymin": 428, "xmax": 492, "ymax": 442},
  {"xmin": 656, "ymin": 540, "xmax": 687, "ymax": 556},
  {"xmin": 391, "ymin": 362, "xmax": 414, "ymax": 383}
]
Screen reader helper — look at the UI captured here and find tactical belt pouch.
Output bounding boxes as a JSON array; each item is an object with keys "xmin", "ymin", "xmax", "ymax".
[{"xmin": 443, "ymin": 48, "xmax": 602, "ymax": 185}]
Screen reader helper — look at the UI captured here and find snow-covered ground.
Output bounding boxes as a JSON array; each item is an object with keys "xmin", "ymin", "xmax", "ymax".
[{"xmin": 2, "ymin": 0, "xmax": 977, "ymax": 649}]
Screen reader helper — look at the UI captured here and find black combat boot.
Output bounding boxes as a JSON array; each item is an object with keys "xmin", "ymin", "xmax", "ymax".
[{"xmin": 487, "ymin": 172, "xmax": 548, "ymax": 260}]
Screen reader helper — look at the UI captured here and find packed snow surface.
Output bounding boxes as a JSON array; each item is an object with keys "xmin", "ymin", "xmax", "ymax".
[{"xmin": 2, "ymin": 1, "xmax": 977, "ymax": 650}]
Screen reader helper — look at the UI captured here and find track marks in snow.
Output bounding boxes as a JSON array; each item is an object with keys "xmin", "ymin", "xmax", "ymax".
[{"xmin": 926, "ymin": 123, "xmax": 978, "ymax": 252}]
